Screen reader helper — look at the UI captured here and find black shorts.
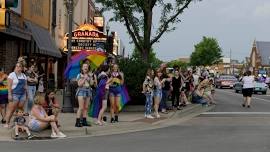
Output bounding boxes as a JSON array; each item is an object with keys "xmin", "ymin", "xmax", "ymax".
[
  {"xmin": 242, "ymin": 88, "xmax": 253, "ymax": 97},
  {"xmin": 102, "ymin": 89, "xmax": 109, "ymax": 100}
]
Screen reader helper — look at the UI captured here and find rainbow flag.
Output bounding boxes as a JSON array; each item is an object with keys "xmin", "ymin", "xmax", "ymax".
[
  {"xmin": 88, "ymin": 83, "xmax": 130, "ymax": 118},
  {"xmin": 0, "ymin": 81, "xmax": 8, "ymax": 100},
  {"xmin": 88, "ymin": 78, "xmax": 107, "ymax": 118},
  {"xmin": 118, "ymin": 85, "xmax": 130, "ymax": 111}
]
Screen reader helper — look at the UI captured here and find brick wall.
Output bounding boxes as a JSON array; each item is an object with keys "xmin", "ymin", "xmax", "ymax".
[{"xmin": 0, "ymin": 39, "xmax": 19, "ymax": 74}]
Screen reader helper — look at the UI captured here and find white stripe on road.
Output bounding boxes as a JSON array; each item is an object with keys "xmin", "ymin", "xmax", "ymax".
[
  {"xmin": 215, "ymin": 89, "xmax": 270, "ymax": 103},
  {"xmin": 202, "ymin": 112, "xmax": 270, "ymax": 115}
]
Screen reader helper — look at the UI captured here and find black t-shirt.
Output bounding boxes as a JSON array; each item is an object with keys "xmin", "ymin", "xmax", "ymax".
[
  {"xmin": 162, "ymin": 74, "xmax": 171, "ymax": 90},
  {"xmin": 172, "ymin": 77, "xmax": 181, "ymax": 90},
  {"xmin": 26, "ymin": 71, "xmax": 37, "ymax": 86}
]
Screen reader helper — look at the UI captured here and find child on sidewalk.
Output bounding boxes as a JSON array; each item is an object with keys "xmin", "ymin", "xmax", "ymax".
[{"xmin": 14, "ymin": 108, "xmax": 34, "ymax": 139}]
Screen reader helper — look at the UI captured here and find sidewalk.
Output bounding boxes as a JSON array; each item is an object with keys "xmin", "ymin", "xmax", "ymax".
[{"xmin": 0, "ymin": 104, "xmax": 215, "ymax": 141}]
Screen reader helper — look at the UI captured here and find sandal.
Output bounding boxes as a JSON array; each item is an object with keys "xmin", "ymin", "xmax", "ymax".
[{"xmin": 95, "ymin": 121, "xmax": 103, "ymax": 126}]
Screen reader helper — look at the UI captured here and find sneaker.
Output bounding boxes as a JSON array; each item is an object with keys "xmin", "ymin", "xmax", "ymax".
[
  {"xmin": 57, "ymin": 132, "xmax": 66, "ymax": 138},
  {"xmin": 114, "ymin": 115, "xmax": 119, "ymax": 122},
  {"xmin": 161, "ymin": 110, "xmax": 168, "ymax": 114},
  {"xmin": 1, "ymin": 119, "xmax": 6, "ymax": 124},
  {"xmin": 27, "ymin": 134, "xmax": 35, "ymax": 140},
  {"xmin": 111, "ymin": 118, "xmax": 115, "ymax": 123},
  {"xmin": 146, "ymin": 115, "xmax": 154, "ymax": 119},
  {"xmin": 15, "ymin": 135, "xmax": 19, "ymax": 140},
  {"xmin": 3, "ymin": 123, "xmax": 9, "ymax": 128},
  {"xmin": 156, "ymin": 114, "xmax": 161, "ymax": 118},
  {"xmin": 51, "ymin": 132, "xmax": 57, "ymax": 138},
  {"xmin": 102, "ymin": 116, "xmax": 107, "ymax": 122},
  {"xmin": 177, "ymin": 106, "xmax": 182, "ymax": 110}
]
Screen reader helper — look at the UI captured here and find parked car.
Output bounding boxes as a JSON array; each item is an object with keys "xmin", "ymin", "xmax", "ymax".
[
  {"xmin": 214, "ymin": 75, "xmax": 238, "ymax": 88},
  {"xmin": 234, "ymin": 81, "xmax": 268, "ymax": 94}
]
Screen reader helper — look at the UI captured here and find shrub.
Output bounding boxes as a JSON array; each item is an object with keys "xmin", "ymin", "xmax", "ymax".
[{"xmin": 118, "ymin": 58, "xmax": 149, "ymax": 105}]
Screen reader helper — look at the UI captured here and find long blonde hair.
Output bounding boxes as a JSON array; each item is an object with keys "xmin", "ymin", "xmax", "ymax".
[{"xmin": 34, "ymin": 95, "xmax": 45, "ymax": 105}]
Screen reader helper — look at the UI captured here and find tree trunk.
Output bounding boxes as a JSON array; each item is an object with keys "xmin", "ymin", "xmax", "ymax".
[
  {"xmin": 142, "ymin": 48, "xmax": 149, "ymax": 62},
  {"xmin": 142, "ymin": 1, "xmax": 153, "ymax": 63}
]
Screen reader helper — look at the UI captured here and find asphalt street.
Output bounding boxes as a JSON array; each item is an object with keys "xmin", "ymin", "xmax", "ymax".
[{"xmin": 1, "ymin": 88, "xmax": 270, "ymax": 152}]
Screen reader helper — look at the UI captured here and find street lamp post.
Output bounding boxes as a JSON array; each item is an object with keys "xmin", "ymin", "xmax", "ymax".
[
  {"xmin": 106, "ymin": 23, "xmax": 110, "ymax": 52},
  {"xmin": 62, "ymin": 0, "xmax": 73, "ymax": 113},
  {"xmin": 105, "ymin": 23, "xmax": 112, "ymax": 64}
]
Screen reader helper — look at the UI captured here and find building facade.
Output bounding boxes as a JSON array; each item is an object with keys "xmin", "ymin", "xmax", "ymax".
[
  {"xmin": 249, "ymin": 40, "xmax": 270, "ymax": 75},
  {"xmin": 53, "ymin": 0, "xmax": 97, "ymax": 88},
  {"xmin": 0, "ymin": 0, "xmax": 30, "ymax": 73},
  {"xmin": 0, "ymin": 0, "xmax": 61, "ymax": 88}
]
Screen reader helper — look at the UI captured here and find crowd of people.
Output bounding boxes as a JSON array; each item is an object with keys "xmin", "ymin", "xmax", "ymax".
[
  {"xmin": 1, "ymin": 53, "xmax": 264, "ymax": 141},
  {"xmin": 142, "ymin": 65, "xmax": 216, "ymax": 119},
  {"xmin": 0, "ymin": 57, "xmax": 65, "ymax": 139},
  {"xmin": 0, "ymin": 56, "xmax": 129, "ymax": 139}
]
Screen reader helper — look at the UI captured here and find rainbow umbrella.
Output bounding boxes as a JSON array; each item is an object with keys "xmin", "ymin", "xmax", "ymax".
[
  {"xmin": 85, "ymin": 51, "xmax": 107, "ymax": 69},
  {"xmin": 64, "ymin": 50, "xmax": 107, "ymax": 79}
]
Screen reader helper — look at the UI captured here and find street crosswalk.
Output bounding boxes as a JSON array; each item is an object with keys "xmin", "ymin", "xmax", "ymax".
[{"xmin": 200, "ymin": 112, "xmax": 270, "ymax": 117}]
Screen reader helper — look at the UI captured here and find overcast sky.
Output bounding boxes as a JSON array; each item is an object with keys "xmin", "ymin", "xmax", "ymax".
[{"xmin": 103, "ymin": 0, "xmax": 270, "ymax": 62}]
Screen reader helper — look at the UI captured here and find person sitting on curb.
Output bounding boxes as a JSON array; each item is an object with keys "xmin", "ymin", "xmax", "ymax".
[
  {"xmin": 43, "ymin": 90, "xmax": 61, "ymax": 127},
  {"xmin": 191, "ymin": 85, "xmax": 208, "ymax": 106},
  {"xmin": 28, "ymin": 95, "xmax": 66, "ymax": 138},
  {"xmin": 14, "ymin": 108, "xmax": 34, "ymax": 139}
]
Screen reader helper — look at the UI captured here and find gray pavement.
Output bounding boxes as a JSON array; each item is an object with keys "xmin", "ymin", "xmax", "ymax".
[
  {"xmin": 0, "ymin": 99, "xmax": 213, "ymax": 141},
  {"xmin": 2, "ymin": 88, "xmax": 270, "ymax": 152},
  {"xmin": 213, "ymin": 88, "xmax": 270, "ymax": 112}
]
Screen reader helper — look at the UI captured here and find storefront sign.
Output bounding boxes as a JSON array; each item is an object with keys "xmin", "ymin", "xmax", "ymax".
[
  {"xmin": 23, "ymin": 0, "xmax": 50, "ymax": 29},
  {"xmin": 64, "ymin": 24, "xmax": 107, "ymax": 52}
]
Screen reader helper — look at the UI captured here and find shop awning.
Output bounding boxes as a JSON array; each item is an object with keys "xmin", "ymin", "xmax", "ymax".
[{"xmin": 25, "ymin": 21, "xmax": 62, "ymax": 58}]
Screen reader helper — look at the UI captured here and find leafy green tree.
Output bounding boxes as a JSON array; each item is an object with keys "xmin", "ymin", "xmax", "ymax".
[
  {"xmin": 96, "ymin": 0, "xmax": 201, "ymax": 62},
  {"xmin": 167, "ymin": 60, "xmax": 188, "ymax": 70},
  {"xmin": 190, "ymin": 36, "xmax": 223, "ymax": 66},
  {"xmin": 118, "ymin": 47, "xmax": 162, "ymax": 104},
  {"xmin": 131, "ymin": 47, "xmax": 162, "ymax": 69}
]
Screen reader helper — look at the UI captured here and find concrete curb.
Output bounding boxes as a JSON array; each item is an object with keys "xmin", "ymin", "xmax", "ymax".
[{"xmin": 0, "ymin": 104, "xmax": 215, "ymax": 141}]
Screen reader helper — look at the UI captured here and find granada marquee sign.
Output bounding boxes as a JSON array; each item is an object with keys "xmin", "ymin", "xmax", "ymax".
[{"xmin": 64, "ymin": 24, "xmax": 107, "ymax": 52}]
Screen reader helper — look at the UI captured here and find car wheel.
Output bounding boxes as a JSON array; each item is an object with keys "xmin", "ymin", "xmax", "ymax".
[
  {"xmin": 262, "ymin": 91, "xmax": 267, "ymax": 95},
  {"xmin": 235, "ymin": 90, "xmax": 238, "ymax": 93}
]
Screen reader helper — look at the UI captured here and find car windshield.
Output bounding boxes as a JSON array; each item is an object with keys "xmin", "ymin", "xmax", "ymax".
[{"xmin": 220, "ymin": 76, "xmax": 237, "ymax": 80}]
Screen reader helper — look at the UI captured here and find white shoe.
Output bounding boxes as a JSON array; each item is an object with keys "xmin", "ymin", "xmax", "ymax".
[
  {"xmin": 156, "ymin": 114, "xmax": 161, "ymax": 118},
  {"xmin": 57, "ymin": 132, "xmax": 66, "ymax": 138},
  {"xmin": 3, "ymin": 124, "xmax": 9, "ymax": 128},
  {"xmin": 146, "ymin": 115, "xmax": 154, "ymax": 119},
  {"xmin": 51, "ymin": 132, "xmax": 57, "ymax": 138}
]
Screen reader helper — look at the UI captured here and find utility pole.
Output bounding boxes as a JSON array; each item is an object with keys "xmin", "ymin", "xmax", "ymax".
[
  {"xmin": 230, "ymin": 49, "xmax": 232, "ymax": 75},
  {"xmin": 62, "ymin": 0, "xmax": 73, "ymax": 113}
]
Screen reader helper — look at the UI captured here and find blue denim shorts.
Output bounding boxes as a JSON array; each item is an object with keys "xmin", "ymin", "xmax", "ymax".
[
  {"xmin": 153, "ymin": 89, "xmax": 162, "ymax": 98},
  {"xmin": 28, "ymin": 119, "xmax": 42, "ymax": 132},
  {"xmin": 76, "ymin": 88, "xmax": 92, "ymax": 98},
  {"xmin": 12, "ymin": 93, "xmax": 26, "ymax": 102},
  {"xmin": 109, "ymin": 86, "xmax": 121, "ymax": 97}
]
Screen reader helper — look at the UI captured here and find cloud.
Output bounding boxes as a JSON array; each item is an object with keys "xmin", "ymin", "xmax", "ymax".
[{"xmin": 253, "ymin": 2, "xmax": 270, "ymax": 18}]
